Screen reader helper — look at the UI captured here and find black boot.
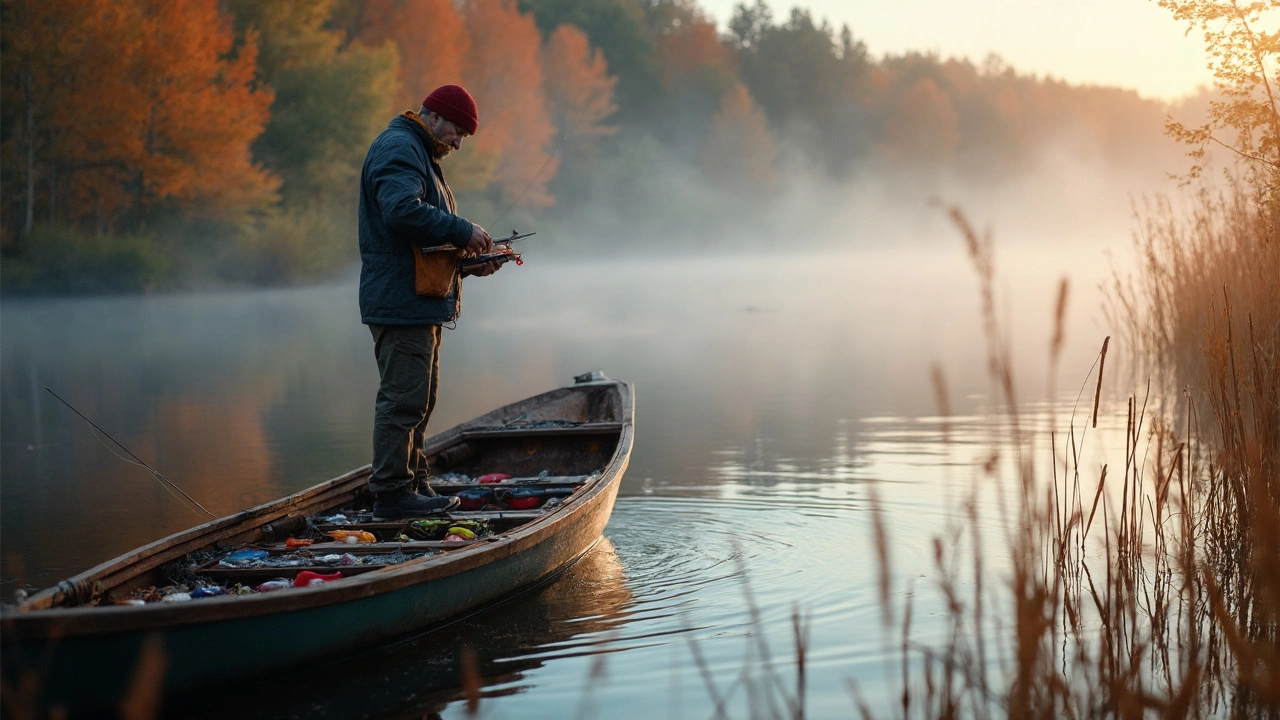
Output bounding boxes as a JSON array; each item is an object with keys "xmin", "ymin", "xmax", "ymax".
[
  {"xmin": 412, "ymin": 477, "xmax": 439, "ymax": 496},
  {"xmin": 372, "ymin": 489, "xmax": 459, "ymax": 520}
]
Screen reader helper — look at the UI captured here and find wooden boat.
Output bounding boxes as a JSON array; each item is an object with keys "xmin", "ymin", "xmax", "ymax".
[
  {"xmin": 0, "ymin": 372, "xmax": 634, "ymax": 714},
  {"xmin": 187, "ymin": 536, "xmax": 635, "ymax": 719}
]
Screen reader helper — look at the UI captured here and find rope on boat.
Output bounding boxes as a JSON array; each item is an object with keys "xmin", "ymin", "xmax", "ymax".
[{"xmin": 52, "ymin": 578, "xmax": 103, "ymax": 607}]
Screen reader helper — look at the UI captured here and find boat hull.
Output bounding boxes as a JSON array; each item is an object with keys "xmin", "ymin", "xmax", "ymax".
[
  {"xmin": 1, "ymin": 377, "xmax": 632, "ymax": 715},
  {"xmin": 6, "ymin": 481, "xmax": 617, "ymax": 712}
]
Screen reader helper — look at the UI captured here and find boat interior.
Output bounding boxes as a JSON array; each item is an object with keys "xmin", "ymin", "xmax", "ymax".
[{"xmin": 36, "ymin": 383, "xmax": 628, "ymax": 609}]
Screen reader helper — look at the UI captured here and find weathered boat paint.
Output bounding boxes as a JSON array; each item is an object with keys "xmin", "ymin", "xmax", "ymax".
[{"xmin": 1, "ymin": 375, "xmax": 632, "ymax": 714}]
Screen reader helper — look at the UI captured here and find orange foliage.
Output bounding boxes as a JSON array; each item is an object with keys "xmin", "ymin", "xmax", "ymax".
[
  {"xmin": 128, "ymin": 0, "xmax": 277, "ymax": 213},
  {"xmin": 459, "ymin": 0, "xmax": 557, "ymax": 207},
  {"xmin": 702, "ymin": 82, "xmax": 776, "ymax": 193},
  {"xmin": 352, "ymin": 0, "xmax": 563, "ymax": 207},
  {"xmin": 356, "ymin": 0, "xmax": 469, "ymax": 112},
  {"xmin": 881, "ymin": 77, "xmax": 960, "ymax": 167},
  {"xmin": 657, "ymin": 10, "xmax": 736, "ymax": 92},
  {"xmin": 940, "ymin": 58, "xmax": 979, "ymax": 98},
  {"xmin": 542, "ymin": 25, "xmax": 617, "ymax": 140},
  {"xmin": 2, "ymin": 0, "xmax": 276, "ymax": 230},
  {"xmin": 4, "ymin": 0, "xmax": 131, "ymax": 226}
]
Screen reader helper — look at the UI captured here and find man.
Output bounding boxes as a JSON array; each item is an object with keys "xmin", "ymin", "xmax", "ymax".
[{"xmin": 358, "ymin": 84, "xmax": 498, "ymax": 519}]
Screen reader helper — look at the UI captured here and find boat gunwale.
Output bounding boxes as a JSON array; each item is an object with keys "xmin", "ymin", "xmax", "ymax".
[{"xmin": 1, "ymin": 379, "xmax": 634, "ymax": 638}]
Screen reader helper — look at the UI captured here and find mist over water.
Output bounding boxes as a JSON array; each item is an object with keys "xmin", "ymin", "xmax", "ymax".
[
  {"xmin": 0, "ymin": 188, "xmax": 1144, "ymax": 714},
  {"xmin": 534, "ymin": 132, "xmax": 1178, "ymax": 264}
]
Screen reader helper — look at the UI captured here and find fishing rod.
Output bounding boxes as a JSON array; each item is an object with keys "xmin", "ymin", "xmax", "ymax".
[
  {"xmin": 495, "ymin": 230, "xmax": 536, "ymax": 244},
  {"xmin": 485, "ymin": 127, "xmax": 573, "ymax": 231},
  {"xmin": 458, "ymin": 230, "xmax": 536, "ymax": 269},
  {"xmin": 44, "ymin": 387, "xmax": 216, "ymax": 518},
  {"xmin": 483, "ymin": 105, "xmax": 592, "ymax": 236}
]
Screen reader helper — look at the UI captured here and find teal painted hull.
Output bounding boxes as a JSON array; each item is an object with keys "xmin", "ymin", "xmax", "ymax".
[
  {"xmin": 4, "ymin": 484, "xmax": 616, "ymax": 714},
  {"xmin": 1, "ymin": 377, "xmax": 633, "ymax": 716}
]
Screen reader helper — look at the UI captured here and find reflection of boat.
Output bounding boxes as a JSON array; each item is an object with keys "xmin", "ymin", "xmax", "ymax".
[
  {"xmin": 1, "ymin": 373, "xmax": 633, "ymax": 714},
  {"xmin": 180, "ymin": 536, "xmax": 635, "ymax": 720}
]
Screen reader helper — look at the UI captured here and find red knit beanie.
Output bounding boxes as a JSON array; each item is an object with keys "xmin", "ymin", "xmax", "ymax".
[{"xmin": 422, "ymin": 85, "xmax": 479, "ymax": 135}]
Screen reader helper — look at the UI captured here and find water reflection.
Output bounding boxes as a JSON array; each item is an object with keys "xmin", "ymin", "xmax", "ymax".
[
  {"xmin": 176, "ymin": 537, "xmax": 634, "ymax": 720},
  {"xmin": 1, "ymin": 287, "xmax": 377, "ymax": 588},
  {"xmin": 0, "ymin": 246, "xmax": 1129, "ymax": 716}
]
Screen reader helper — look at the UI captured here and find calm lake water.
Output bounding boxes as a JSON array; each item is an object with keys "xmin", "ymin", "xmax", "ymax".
[{"xmin": 1, "ymin": 242, "xmax": 1133, "ymax": 718}]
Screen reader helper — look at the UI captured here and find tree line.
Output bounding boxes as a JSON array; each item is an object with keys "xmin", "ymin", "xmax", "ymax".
[{"xmin": 1, "ymin": 0, "xmax": 1185, "ymax": 293}]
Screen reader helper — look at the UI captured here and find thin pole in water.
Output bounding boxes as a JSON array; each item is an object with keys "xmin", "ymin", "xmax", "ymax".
[{"xmin": 44, "ymin": 387, "xmax": 216, "ymax": 518}]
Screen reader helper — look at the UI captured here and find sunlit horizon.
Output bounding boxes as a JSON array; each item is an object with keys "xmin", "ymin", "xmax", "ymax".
[{"xmin": 701, "ymin": 0, "xmax": 1214, "ymax": 102}]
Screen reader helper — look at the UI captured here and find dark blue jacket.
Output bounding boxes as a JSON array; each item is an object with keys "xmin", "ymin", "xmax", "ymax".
[{"xmin": 358, "ymin": 114, "xmax": 474, "ymax": 325}]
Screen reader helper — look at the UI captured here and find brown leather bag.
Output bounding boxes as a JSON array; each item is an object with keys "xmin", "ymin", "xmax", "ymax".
[{"xmin": 413, "ymin": 246, "xmax": 460, "ymax": 298}]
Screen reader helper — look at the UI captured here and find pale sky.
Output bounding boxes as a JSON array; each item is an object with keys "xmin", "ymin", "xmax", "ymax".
[{"xmin": 699, "ymin": 0, "xmax": 1214, "ymax": 101}]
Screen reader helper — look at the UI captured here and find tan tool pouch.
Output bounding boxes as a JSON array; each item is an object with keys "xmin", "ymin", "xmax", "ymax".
[{"xmin": 413, "ymin": 246, "xmax": 460, "ymax": 298}]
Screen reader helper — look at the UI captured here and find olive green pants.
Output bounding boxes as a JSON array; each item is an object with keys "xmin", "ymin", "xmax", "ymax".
[{"xmin": 368, "ymin": 324, "xmax": 441, "ymax": 494}]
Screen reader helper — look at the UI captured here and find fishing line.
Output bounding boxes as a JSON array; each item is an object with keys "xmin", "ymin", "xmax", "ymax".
[
  {"xmin": 44, "ymin": 387, "xmax": 216, "ymax": 518},
  {"xmin": 83, "ymin": 426, "xmax": 199, "ymax": 513},
  {"xmin": 485, "ymin": 112, "xmax": 588, "ymax": 231}
]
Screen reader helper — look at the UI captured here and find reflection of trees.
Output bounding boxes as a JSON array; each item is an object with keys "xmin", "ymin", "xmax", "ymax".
[
  {"xmin": 0, "ymin": 289, "xmax": 376, "ymax": 588},
  {"xmin": 175, "ymin": 537, "xmax": 635, "ymax": 720}
]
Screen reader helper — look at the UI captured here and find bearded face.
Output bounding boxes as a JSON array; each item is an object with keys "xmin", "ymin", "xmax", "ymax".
[{"xmin": 422, "ymin": 111, "xmax": 468, "ymax": 159}]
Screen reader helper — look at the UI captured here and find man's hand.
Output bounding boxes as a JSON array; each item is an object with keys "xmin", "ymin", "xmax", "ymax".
[{"xmin": 463, "ymin": 223, "xmax": 493, "ymax": 257}]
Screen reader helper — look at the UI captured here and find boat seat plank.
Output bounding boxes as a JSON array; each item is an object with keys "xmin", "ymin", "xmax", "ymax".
[
  {"xmin": 185, "ymin": 564, "xmax": 388, "ymax": 584},
  {"xmin": 311, "ymin": 522, "xmax": 416, "ymax": 533},
  {"xmin": 429, "ymin": 475, "xmax": 593, "ymax": 491},
  {"xmin": 443, "ymin": 510, "xmax": 548, "ymax": 522},
  {"xmin": 280, "ymin": 540, "xmax": 475, "ymax": 553},
  {"xmin": 314, "ymin": 510, "xmax": 548, "ymax": 529},
  {"xmin": 459, "ymin": 422, "xmax": 623, "ymax": 440}
]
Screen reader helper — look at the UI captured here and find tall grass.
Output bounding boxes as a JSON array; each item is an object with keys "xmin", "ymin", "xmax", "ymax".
[
  {"xmin": 1111, "ymin": 184, "xmax": 1280, "ymax": 394},
  {"xmin": 864, "ymin": 198, "xmax": 1279, "ymax": 717}
]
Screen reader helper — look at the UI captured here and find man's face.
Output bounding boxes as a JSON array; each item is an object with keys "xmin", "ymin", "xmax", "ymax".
[{"xmin": 425, "ymin": 112, "xmax": 469, "ymax": 157}]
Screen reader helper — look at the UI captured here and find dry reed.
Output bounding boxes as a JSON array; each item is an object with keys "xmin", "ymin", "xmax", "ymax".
[{"xmin": 863, "ymin": 195, "xmax": 1279, "ymax": 718}]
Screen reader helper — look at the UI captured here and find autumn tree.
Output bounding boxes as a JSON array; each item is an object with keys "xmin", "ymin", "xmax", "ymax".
[
  {"xmin": 518, "ymin": 0, "xmax": 660, "ymax": 122},
  {"xmin": 459, "ymin": 0, "xmax": 559, "ymax": 207},
  {"xmin": 701, "ymin": 82, "xmax": 777, "ymax": 195},
  {"xmin": 350, "ymin": 0, "xmax": 495, "ymax": 191},
  {"xmin": 731, "ymin": 6, "xmax": 867, "ymax": 129},
  {"xmin": 229, "ymin": 0, "xmax": 398, "ymax": 203},
  {"xmin": 213, "ymin": 0, "xmax": 400, "ymax": 283},
  {"xmin": 349, "ymin": 0, "xmax": 561, "ymax": 206},
  {"xmin": 729, "ymin": 3, "xmax": 870, "ymax": 174},
  {"xmin": 2, "ymin": 0, "xmax": 131, "ymax": 241},
  {"xmin": 875, "ymin": 53, "xmax": 1014, "ymax": 175},
  {"xmin": 542, "ymin": 25, "xmax": 618, "ymax": 143},
  {"xmin": 353, "ymin": 0, "xmax": 469, "ymax": 113},
  {"xmin": 132, "ymin": 0, "xmax": 276, "ymax": 215},
  {"xmin": 952, "ymin": 59, "xmax": 1030, "ymax": 173},
  {"xmin": 650, "ymin": 2, "xmax": 737, "ymax": 144},
  {"xmin": 1161, "ymin": 0, "xmax": 1280, "ymax": 193},
  {"xmin": 880, "ymin": 76, "xmax": 960, "ymax": 168},
  {"xmin": 349, "ymin": 0, "xmax": 607, "ymax": 211},
  {"xmin": 1, "ymin": 0, "xmax": 276, "ymax": 242}
]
